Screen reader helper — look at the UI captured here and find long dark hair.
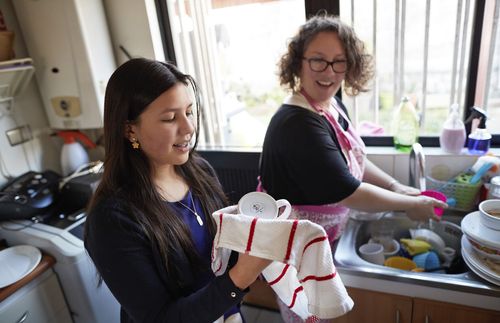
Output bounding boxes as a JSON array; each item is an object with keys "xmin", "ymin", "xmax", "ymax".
[
  {"xmin": 85, "ymin": 58, "xmax": 227, "ymax": 284},
  {"xmin": 278, "ymin": 13, "xmax": 373, "ymax": 96}
]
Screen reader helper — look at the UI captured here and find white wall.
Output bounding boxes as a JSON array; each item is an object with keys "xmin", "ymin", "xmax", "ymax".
[
  {"xmin": 0, "ymin": 0, "xmax": 60, "ymax": 185},
  {"xmin": 0, "ymin": 0, "xmax": 162, "ymax": 186}
]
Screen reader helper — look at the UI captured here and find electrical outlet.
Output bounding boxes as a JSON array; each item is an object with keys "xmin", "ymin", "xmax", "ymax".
[{"xmin": 6, "ymin": 124, "xmax": 32, "ymax": 146}]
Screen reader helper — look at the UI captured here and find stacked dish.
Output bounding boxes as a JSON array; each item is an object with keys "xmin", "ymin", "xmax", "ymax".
[{"xmin": 461, "ymin": 202, "xmax": 500, "ymax": 286}]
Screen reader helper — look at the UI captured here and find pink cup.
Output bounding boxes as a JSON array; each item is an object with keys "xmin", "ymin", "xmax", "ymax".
[{"xmin": 421, "ymin": 190, "xmax": 447, "ymax": 216}]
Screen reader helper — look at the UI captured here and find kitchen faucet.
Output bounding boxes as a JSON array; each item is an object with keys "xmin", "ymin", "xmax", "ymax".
[{"xmin": 409, "ymin": 143, "xmax": 426, "ymax": 190}]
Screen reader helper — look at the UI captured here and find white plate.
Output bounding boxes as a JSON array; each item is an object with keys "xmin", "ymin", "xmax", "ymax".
[
  {"xmin": 0, "ymin": 245, "xmax": 42, "ymax": 288},
  {"xmin": 462, "ymin": 249, "xmax": 500, "ymax": 286},
  {"xmin": 461, "ymin": 211, "xmax": 500, "ymax": 249},
  {"xmin": 461, "ymin": 236, "xmax": 500, "ymax": 286}
]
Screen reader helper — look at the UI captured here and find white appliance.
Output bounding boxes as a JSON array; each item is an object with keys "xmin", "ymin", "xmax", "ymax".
[
  {"xmin": 12, "ymin": 0, "xmax": 116, "ymax": 129},
  {"xmin": 0, "ymin": 217, "xmax": 120, "ymax": 323}
]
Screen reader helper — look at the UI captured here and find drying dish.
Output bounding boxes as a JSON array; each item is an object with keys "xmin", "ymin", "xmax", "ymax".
[
  {"xmin": 466, "ymin": 236, "xmax": 500, "ymax": 261},
  {"xmin": 461, "ymin": 235, "xmax": 500, "ymax": 286},
  {"xmin": 0, "ymin": 245, "xmax": 42, "ymax": 288},
  {"xmin": 461, "ymin": 211, "xmax": 500, "ymax": 250},
  {"xmin": 478, "ymin": 199, "xmax": 500, "ymax": 231}
]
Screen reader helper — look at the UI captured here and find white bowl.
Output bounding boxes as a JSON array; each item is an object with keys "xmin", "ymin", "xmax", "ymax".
[
  {"xmin": 410, "ymin": 228, "xmax": 446, "ymax": 253},
  {"xmin": 370, "ymin": 238, "xmax": 400, "ymax": 257},
  {"xmin": 479, "ymin": 199, "xmax": 500, "ymax": 231}
]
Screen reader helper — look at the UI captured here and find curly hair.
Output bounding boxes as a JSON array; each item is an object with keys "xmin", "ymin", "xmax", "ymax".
[{"xmin": 278, "ymin": 14, "xmax": 373, "ymax": 96}]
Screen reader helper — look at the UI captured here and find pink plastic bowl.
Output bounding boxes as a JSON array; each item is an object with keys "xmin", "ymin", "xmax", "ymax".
[{"xmin": 421, "ymin": 190, "xmax": 447, "ymax": 216}]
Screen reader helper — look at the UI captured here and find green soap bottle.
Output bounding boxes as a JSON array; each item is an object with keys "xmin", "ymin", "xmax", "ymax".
[{"xmin": 392, "ymin": 97, "xmax": 419, "ymax": 152}]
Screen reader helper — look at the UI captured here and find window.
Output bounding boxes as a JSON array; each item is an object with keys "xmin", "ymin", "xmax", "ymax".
[
  {"xmin": 339, "ymin": 0, "xmax": 476, "ymax": 138},
  {"xmin": 477, "ymin": 0, "xmax": 500, "ymax": 135},
  {"xmin": 159, "ymin": 0, "xmax": 499, "ymax": 147},
  {"xmin": 165, "ymin": 0, "xmax": 305, "ymax": 147}
]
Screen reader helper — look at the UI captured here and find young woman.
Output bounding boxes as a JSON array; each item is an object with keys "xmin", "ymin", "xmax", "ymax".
[
  {"xmin": 259, "ymin": 14, "xmax": 447, "ymax": 323},
  {"xmin": 85, "ymin": 58, "xmax": 270, "ymax": 323}
]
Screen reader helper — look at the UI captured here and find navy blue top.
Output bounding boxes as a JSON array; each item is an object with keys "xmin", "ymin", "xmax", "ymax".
[{"xmin": 168, "ymin": 191, "xmax": 239, "ymax": 319}]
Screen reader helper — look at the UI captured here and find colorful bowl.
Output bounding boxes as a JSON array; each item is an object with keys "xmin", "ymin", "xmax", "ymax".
[
  {"xmin": 413, "ymin": 251, "xmax": 441, "ymax": 270},
  {"xmin": 421, "ymin": 190, "xmax": 447, "ymax": 216}
]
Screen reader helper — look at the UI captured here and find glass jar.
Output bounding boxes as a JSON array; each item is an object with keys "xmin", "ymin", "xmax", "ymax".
[{"xmin": 488, "ymin": 176, "xmax": 500, "ymax": 200}]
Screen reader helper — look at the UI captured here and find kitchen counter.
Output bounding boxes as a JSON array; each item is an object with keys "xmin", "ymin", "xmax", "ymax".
[{"xmin": 0, "ymin": 252, "xmax": 56, "ymax": 302}]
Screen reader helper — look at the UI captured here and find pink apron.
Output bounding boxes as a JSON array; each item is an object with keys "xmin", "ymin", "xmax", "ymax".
[{"xmin": 291, "ymin": 89, "xmax": 366, "ymax": 244}]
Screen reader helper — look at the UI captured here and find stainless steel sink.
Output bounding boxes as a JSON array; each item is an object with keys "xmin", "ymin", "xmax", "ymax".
[{"xmin": 334, "ymin": 212, "xmax": 500, "ymax": 296}]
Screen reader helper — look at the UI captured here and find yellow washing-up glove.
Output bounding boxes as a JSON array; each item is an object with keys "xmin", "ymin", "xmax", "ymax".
[{"xmin": 400, "ymin": 239, "xmax": 432, "ymax": 256}]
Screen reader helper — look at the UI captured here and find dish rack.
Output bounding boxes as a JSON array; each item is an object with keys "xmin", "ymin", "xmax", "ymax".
[{"xmin": 426, "ymin": 176, "xmax": 481, "ymax": 212}]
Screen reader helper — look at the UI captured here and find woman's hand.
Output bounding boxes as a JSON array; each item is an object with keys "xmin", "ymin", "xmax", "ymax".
[
  {"xmin": 405, "ymin": 195, "xmax": 448, "ymax": 222},
  {"xmin": 390, "ymin": 182, "xmax": 421, "ymax": 196},
  {"xmin": 229, "ymin": 253, "xmax": 272, "ymax": 290}
]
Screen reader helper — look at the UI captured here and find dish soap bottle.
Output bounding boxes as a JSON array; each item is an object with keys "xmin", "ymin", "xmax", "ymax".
[
  {"xmin": 393, "ymin": 96, "xmax": 419, "ymax": 152},
  {"xmin": 439, "ymin": 103, "xmax": 466, "ymax": 154},
  {"xmin": 57, "ymin": 131, "xmax": 96, "ymax": 176},
  {"xmin": 466, "ymin": 106, "xmax": 491, "ymax": 155}
]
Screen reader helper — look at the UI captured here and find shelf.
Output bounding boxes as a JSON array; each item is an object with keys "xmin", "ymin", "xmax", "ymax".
[{"xmin": 0, "ymin": 58, "xmax": 34, "ymax": 99}]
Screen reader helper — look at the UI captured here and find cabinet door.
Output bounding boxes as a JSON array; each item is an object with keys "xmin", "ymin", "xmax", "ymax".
[
  {"xmin": 333, "ymin": 287, "xmax": 413, "ymax": 323},
  {"xmin": 412, "ymin": 298, "xmax": 500, "ymax": 323},
  {"xmin": 0, "ymin": 272, "xmax": 72, "ymax": 323}
]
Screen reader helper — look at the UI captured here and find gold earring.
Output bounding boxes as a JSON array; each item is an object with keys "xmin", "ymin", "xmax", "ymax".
[{"xmin": 130, "ymin": 138, "xmax": 140, "ymax": 149}]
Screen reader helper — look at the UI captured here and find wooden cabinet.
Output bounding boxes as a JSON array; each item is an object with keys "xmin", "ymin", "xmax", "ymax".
[
  {"xmin": 242, "ymin": 282, "xmax": 500, "ymax": 322},
  {"xmin": 412, "ymin": 298, "xmax": 500, "ymax": 323},
  {"xmin": 333, "ymin": 287, "xmax": 500, "ymax": 323},
  {"xmin": 333, "ymin": 288, "xmax": 412, "ymax": 323},
  {"xmin": 0, "ymin": 270, "xmax": 72, "ymax": 323}
]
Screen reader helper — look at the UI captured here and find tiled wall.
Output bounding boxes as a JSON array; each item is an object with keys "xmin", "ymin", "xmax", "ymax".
[{"xmin": 367, "ymin": 147, "xmax": 499, "ymax": 185}]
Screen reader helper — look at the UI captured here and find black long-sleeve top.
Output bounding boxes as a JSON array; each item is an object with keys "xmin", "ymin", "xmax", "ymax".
[
  {"xmin": 85, "ymin": 192, "xmax": 246, "ymax": 323},
  {"xmin": 260, "ymin": 97, "xmax": 361, "ymax": 205}
]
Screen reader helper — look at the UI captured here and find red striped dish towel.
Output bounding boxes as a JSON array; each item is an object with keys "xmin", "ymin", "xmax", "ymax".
[{"xmin": 211, "ymin": 206, "xmax": 354, "ymax": 320}]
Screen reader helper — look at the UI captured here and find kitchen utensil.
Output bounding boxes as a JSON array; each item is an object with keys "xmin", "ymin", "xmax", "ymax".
[
  {"xmin": 461, "ymin": 211, "xmax": 500, "ymax": 250},
  {"xmin": 413, "ymin": 251, "xmax": 441, "ymax": 270},
  {"xmin": 421, "ymin": 190, "xmax": 447, "ymax": 216},
  {"xmin": 0, "ymin": 245, "xmax": 42, "ymax": 288},
  {"xmin": 238, "ymin": 192, "xmax": 291, "ymax": 219},
  {"xmin": 478, "ymin": 199, "xmax": 500, "ymax": 230},
  {"xmin": 410, "ymin": 228, "xmax": 446, "ymax": 253},
  {"xmin": 359, "ymin": 243, "xmax": 385, "ymax": 265}
]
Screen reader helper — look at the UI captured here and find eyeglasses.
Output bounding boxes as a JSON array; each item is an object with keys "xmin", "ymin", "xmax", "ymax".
[{"xmin": 303, "ymin": 57, "xmax": 347, "ymax": 73}]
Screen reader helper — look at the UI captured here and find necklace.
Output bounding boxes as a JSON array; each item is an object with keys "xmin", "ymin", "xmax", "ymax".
[{"xmin": 176, "ymin": 192, "xmax": 204, "ymax": 226}]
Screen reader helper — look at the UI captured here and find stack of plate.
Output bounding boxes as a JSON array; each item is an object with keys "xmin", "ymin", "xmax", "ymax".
[{"xmin": 461, "ymin": 211, "xmax": 500, "ymax": 286}]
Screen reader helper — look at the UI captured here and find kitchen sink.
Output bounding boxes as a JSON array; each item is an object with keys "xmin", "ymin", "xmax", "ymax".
[{"xmin": 334, "ymin": 212, "xmax": 500, "ymax": 296}]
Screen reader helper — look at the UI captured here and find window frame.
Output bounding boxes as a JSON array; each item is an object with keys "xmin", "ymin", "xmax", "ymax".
[{"xmin": 154, "ymin": 0, "xmax": 499, "ymax": 147}]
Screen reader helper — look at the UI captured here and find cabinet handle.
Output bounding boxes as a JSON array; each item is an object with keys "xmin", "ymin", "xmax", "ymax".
[
  {"xmin": 395, "ymin": 309, "xmax": 400, "ymax": 323},
  {"xmin": 16, "ymin": 311, "xmax": 29, "ymax": 323},
  {"xmin": 425, "ymin": 315, "xmax": 430, "ymax": 323}
]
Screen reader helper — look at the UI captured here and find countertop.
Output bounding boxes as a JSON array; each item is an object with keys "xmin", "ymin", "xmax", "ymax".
[{"xmin": 0, "ymin": 249, "xmax": 55, "ymax": 302}]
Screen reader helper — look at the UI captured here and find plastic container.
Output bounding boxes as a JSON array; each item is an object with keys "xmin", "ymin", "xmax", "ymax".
[
  {"xmin": 57, "ymin": 131, "xmax": 96, "ymax": 176},
  {"xmin": 466, "ymin": 106, "xmax": 491, "ymax": 155},
  {"xmin": 420, "ymin": 190, "xmax": 447, "ymax": 216},
  {"xmin": 392, "ymin": 96, "xmax": 419, "ymax": 152},
  {"xmin": 426, "ymin": 176, "xmax": 481, "ymax": 211},
  {"xmin": 439, "ymin": 103, "xmax": 466, "ymax": 154},
  {"xmin": 488, "ymin": 176, "xmax": 500, "ymax": 200},
  {"xmin": 413, "ymin": 251, "xmax": 441, "ymax": 270}
]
